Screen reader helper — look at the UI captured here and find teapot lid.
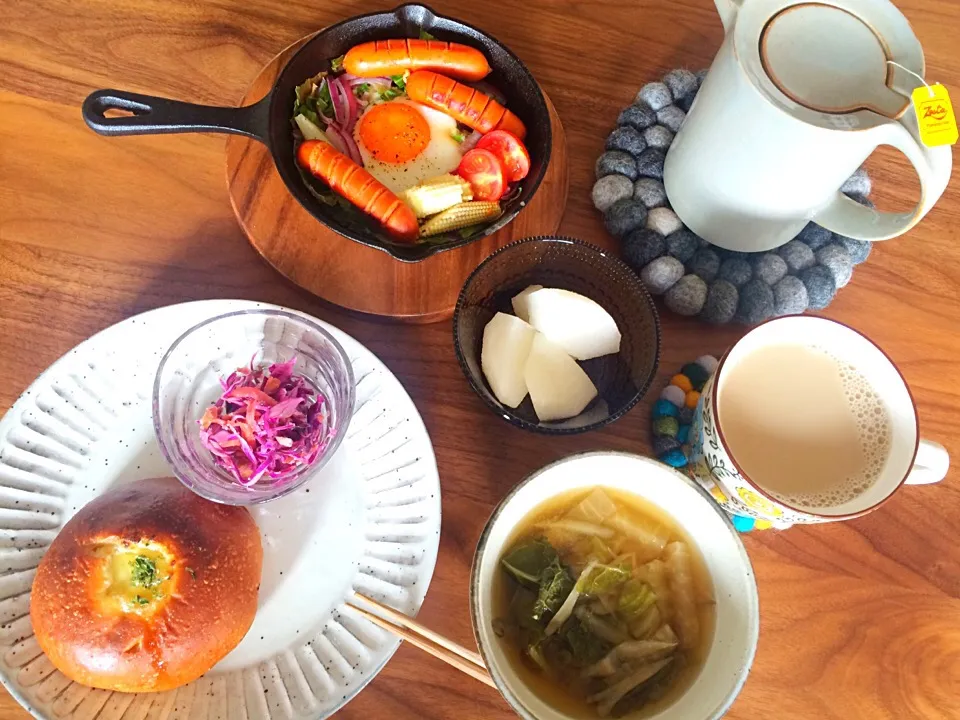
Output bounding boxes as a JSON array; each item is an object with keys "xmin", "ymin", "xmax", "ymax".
[{"xmin": 760, "ymin": 2, "xmax": 922, "ymax": 119}]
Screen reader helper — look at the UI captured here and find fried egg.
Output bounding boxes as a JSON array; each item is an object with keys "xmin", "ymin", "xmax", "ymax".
[{"xmin": 354, "ymin": 98, "xmax": 464, "ymax": 194}]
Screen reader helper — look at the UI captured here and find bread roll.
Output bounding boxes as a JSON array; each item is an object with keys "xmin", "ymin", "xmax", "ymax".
[{"xmin": 31, "ymin": 477, "xmax": 263, "ymax": 692}]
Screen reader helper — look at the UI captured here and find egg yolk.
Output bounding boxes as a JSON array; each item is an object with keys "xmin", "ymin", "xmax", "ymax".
[
  {"xmin": 90, "ymin": 538, "xmax": 176, "ymax": 617},
  {"xmin": 358, "ymin": 102, "xmax": 430, "ymax": 164}
]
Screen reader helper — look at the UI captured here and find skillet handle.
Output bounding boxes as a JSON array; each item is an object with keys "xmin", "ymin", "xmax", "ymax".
[{"xmin": 82, "ymin": 89, "xmax": 270, "ymax": 141}]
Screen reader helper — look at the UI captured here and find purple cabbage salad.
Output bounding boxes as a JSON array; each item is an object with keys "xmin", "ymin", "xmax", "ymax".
[{"xmin": 198, "ymin": 357, "xmax": 331, "ymax": 486}]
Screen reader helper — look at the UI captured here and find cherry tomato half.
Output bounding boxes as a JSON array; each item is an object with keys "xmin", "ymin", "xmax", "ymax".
[
  {"xmin": 476, "ymin": 130, "xmax": 531, "ymax": 183},
  {"xmin": 456, "ymin": 148, "xmax": 507, "ymax": 201}
]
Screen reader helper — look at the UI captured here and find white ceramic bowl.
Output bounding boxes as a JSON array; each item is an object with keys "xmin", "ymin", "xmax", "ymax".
[{"xmin": 470, "ymin": 452, "xmax": 759, "ymax": 720}]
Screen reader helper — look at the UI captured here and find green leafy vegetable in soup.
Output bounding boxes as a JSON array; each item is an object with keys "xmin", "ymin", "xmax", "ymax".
[
  {"xmin": 494, "ymin": 487, "xmax": 715, "ymax": 718},
  {"xmin": 533, "ymin": 557, "xmax": 574, "ymax": 621}
]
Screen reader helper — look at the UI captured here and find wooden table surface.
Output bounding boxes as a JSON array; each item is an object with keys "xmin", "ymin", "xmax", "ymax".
[{"xmin": 2, "ymin": 0, "xmax": 959, "ymax": 717}]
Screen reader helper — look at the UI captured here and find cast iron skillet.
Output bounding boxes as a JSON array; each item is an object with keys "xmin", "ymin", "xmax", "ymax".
[{"xmin": 81, "ymin": 4, "xmax": 552, "ymax": 263}]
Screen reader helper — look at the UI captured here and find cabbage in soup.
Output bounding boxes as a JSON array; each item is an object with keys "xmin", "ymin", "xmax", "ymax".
[{"xmin": 493, "ymin": 487, "xmax": 715, "ymax": 718}]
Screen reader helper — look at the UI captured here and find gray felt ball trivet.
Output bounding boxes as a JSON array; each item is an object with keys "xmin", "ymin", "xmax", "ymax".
[
  {"xmin": 799, "ymin": 265, "xmax": 837, "ymax": 309},
  {"xmin": 636, "ymin": 148, "xmax": 666, "ymax": 179},
  {"xmin": 623, "ymin": 228, "xmax": 666, "ymax": 270},
  {"xmin": 753, "ymin": 253, "xmax": 788, "ymax": 286},
  {"xmin": 642, "ymin": 256, "xmax": 685, "ymax": 294},
  {"xmin": 773, "ymin": 276, "xmax": 808, "ymax": 315},
  {"xmin": 606, "ymin": 126, "xmax": 648, "ymax": 156},
  {"xmin": 648, "ymin": 207, "xmax": 684, "ymax": 236},
  {"xmin": 605, "ymin": 199, "xmax": 648, "ymax": 237},
  {"xmin": 592, "ymin": 68, "xmax": 875, "ymax": 325},
  {"xmin": 636, "ymin": 82, "xmax": 672, "ymax": 111},
  {"xmin": 592, "ymin": 174, "xmax": 634, "ymax": 212},
  {"xmin": 644, "ymin": 125, "xmax": 674, "ymax": 149},
  {"xmin": 666, "ymin": 229, "xmax": 699, "ymax": 263},
  {"xmin": 665, "ymin": 275, "xmax": 708, "ymax": 316},
  {"xmin": 596, "ymin": 151, "xmax": 637, "ymax": 180},
  {"xmin": 663, "ymin": 69, "xmax": 699, "ymax": 99},
  {"xmin": 689, "ymin": 247, "xmax": 721, "ymax": 282},
  {"xmin": 837, "ymin": 235, "xmax": 871, "ymax": 264},
  {"xmin": 618, "ymin": 103, "xmax": 657, "ymax": 130},
  {"xmin": 703, "ymin": 280, "xmax": 739, "ymax": 324},
  {"xmin": 735, "ymin": 279, "xmax": 775, "ymax": 325},
  {"xmin": 718, "ymin": 258, "xmax": 753, "ymax": 287},
  {"xmin": 634, "ymin": 178, "xmax": 667, "ymax": 207},
  {"xmin": 816, "ymin": 244, "xmax": 854, "ymax": 288}
]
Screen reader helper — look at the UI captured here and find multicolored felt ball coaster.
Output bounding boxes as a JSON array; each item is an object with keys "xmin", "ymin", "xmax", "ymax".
[{"xmin": 650, "ymin": 354, "xmax": 772, "ymax": 533}]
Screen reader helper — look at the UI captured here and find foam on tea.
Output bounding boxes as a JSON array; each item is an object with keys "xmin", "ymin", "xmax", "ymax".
[{"xmin": 719, "ymin": 343, "xmax": 892, "ymax": 509}]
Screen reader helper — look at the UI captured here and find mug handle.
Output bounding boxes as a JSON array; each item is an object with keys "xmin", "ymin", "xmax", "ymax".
[
  {"xmin": 811, "ymin": 110, "xmax": 952, "ymax": 241},
  {"xmin": 905, "ymin": 439, "xmax": 950, "ymax": 485}
]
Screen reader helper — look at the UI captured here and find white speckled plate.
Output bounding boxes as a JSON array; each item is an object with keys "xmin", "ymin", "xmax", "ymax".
[{"xmin": 0, "ymin": 300, "xmax": 441, "ymax": 720}]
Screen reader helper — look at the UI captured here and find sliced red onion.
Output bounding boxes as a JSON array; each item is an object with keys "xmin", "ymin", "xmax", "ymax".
[
  {"xmin": 340, "ymin": 130, "xmax": 364, "ymax": 166},
  {"xmin": 461, "ymin": 130, "xmax": 483, "ymax": 152},
  {"xmin": 342, "ymin": 72, "xmax": 392, "ymax": 86},
  {"xmin": 325, "ymin": 124, "xmax": 363, "ymax": 165},
  {"xmin": 328, "ymin": 75, "xmax": 359, "ymax": 133},
  {"xmin": 324, "ymin": 124, "xmax": 349, "ymax": 156}
]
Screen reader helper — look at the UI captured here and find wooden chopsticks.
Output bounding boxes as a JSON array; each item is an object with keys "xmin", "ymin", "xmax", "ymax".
[{"xmin": 348, "ymin": 593, "xmax": 495, "ymax": 689}]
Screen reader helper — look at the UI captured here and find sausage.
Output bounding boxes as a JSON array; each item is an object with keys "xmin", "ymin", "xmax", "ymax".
[
  {"xmin": 343, "ymin": 39, "xmax": 491, "ymax": 81},
  {"xmin": 405, "ymin": 71, "xmax": 526, "ymax": 140},
  {"xmin": 296, "ymin": 140, "xmax": 419, "ymax": 242}
]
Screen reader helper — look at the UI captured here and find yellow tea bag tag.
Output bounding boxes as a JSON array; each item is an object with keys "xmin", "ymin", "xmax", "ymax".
[{"xmin": 912, "ymin": 84, "xmax": 959, "ymax": 146}]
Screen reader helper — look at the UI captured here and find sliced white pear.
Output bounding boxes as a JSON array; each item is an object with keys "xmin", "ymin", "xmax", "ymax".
[
  {"xmin": 481, "ymin": 312, "xmax": 536, "ymax": 408},
  {"xmin": 511, "ymin": 284, "xmax": 544, "ymax": 322},
  {"xmin": 525, "ymin": 288, "xmax": 622, "ymax": 361},
  {"xmin": 524, "ymin": 333, "xmax": 599, "ymax": 421}
]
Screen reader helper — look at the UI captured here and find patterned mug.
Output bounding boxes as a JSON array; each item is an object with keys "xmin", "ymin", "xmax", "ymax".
[{"xmin": 688, "ymin": 316, "xmax": 950, "ymax": 529}]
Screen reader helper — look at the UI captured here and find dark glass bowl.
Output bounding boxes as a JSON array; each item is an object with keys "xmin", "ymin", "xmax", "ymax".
[{"xmin": 453, "ymin": 237, "xmax": 661, "ymax": 434}]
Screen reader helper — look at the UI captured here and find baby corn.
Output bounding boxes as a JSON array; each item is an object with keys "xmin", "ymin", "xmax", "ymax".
[
  {"xmin": 399, "ymin": 174, "xmax": 473, "ymax": 218},
  {"xmin": 419, "ymin": 201, "xmax": 502, "ymax": 237}
]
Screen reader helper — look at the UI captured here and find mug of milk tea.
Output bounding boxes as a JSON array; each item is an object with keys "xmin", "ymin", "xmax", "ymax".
[
  {"xmin": 664, "ymin": 0, "xmax": 953, "ymax": 252},
  {"xmin": 688, "ymin": 316, "xmax": 949, "ymax": 528}
]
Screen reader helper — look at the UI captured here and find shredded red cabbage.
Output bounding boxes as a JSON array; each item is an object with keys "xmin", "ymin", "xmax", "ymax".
[{"xmin": 198, "ymin": 357, "xmax": 331, "ymax": 487}]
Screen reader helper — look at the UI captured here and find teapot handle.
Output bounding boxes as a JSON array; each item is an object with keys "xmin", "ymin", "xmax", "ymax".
[
  {"xmin": 811, "ymin": 111, "xmax": 952, "ymax": 241},
  {"xmin": 715, "ymin": 0, "xmax": 744, "ymax": 33}
]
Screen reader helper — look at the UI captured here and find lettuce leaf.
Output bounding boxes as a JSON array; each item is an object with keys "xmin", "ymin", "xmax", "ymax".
[
  {"xmin": 561, "ymin": 617, "xmax": 610, "ymax": 666},
  {"xmin": 618, "ymin": 579, "xmax": 657, "ymax": 620},
  {"xmin": 575, "ymin": 563, "xmax": 631, "ymax": 597},
  {"xmin": 501, "ymin": 538, "xmax": 559, "ymax": 588},
  {"xmin": 533, "ymin": 558, "xmax": 574, "ymax": 622}
]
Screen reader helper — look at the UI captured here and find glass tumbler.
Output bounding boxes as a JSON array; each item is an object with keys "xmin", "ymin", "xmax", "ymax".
[{"xmin": 153, "ymin": 309, "xmax": 355, "ymax": 505}]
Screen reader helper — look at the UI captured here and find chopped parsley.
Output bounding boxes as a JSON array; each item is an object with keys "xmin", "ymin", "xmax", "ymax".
[
  {"xmin": 391, "ymin": 74, "xmax": 407, "ymax": 91},
  {"xmin": 131, "ymin": 556, "xmax": 160, "ymax": 588},
  {"xmin": 380, "ymin": 87, "xmax": 402, "ymax": 102},
  {"xmin": 133, "ymin": 595, "xmax": 150, "ymax": 606},
  {"xmin": 451, "ymin": 129, "xmax": 466, "ymax": 143}
]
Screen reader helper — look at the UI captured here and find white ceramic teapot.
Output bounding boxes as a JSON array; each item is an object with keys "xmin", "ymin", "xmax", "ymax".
[{"xmin": 663, "ymin": 0, "xmax": 953, "ymax": 253}]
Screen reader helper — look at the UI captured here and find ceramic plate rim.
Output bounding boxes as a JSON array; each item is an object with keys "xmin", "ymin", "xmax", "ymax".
[{"xmin": 0, "ymin": 299, "xmax": 442, "ymax": 720}]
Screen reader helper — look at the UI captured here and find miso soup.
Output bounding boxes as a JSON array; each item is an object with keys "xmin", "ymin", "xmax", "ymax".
[{"xmin": 493, "ymin": 487, "xmax": 715, "ymax": 718}]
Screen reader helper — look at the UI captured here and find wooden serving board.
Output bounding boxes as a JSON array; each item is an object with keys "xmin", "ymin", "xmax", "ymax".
[{"xmin": 224, "ymin": 38, "xmax": 569, "ymax": 323}]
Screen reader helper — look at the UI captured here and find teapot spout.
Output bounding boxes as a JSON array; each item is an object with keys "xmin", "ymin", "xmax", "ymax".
[{"xmin": 715, "ymin": 0, "xmax": 743, "ymax": 33}]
